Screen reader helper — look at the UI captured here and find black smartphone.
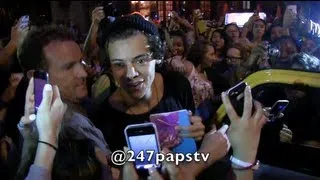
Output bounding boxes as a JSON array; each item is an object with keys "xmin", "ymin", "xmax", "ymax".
[
  {"xmin": 227, "ymin": 81, "xmax": 253, "ymax": 117},
  {"xmin": 33, "ymin": 71, "xmax": 49, "ymax": 113},
  {"xmin": 102, "ymin": 1, "xmax": 118, "ymax": 17},
  {"xmin": 227, "ymin": 81, "xmax": 247, "ymax": 100},
  {"xmin": 269, "ymin": 100, "xmax": 289, "ymax": 119},
  {"xmin": 124, "ymin": 123, "xmax": 161, "ymax": 176}
]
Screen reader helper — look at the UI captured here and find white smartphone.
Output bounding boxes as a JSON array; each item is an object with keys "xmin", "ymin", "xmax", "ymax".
[{"xmin": 124, "ymin": 123, "xmax": 161, "ymax": 173}]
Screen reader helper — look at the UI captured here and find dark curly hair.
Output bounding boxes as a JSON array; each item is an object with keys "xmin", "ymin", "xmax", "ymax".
[
  {"xmin": 169, "ymin": 30, "xmax": 189, "ymax": 57},
  {"xmin": 102, "ymin": 14, "xmax": 164, "ymax": 62},
  {"xmin": 187, "ymin": 40, "xmax": 213, "ymax": 67}
]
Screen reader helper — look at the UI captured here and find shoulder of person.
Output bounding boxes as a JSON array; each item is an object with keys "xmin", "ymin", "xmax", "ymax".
[
  {"xmin": 162, "ymin": 71, "xmax": 191, "ymax": 91},
  {"xmin": 183, "ymin": 60, "xmax": 194, "ymax": 75}
]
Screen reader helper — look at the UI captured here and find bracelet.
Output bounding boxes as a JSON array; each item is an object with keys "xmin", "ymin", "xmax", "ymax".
[
  {"xmin": 38, "ymin": 140, "xmax": 58, "ymax": 151},
  {"xmin": 230, "ymin": 156, "xmax": 260, "ymax": 171}
]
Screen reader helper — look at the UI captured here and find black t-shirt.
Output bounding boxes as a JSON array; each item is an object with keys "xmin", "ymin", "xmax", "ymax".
[{"xmin": 92, "ymin": 72, "xmax": 195, "ymax": 152}]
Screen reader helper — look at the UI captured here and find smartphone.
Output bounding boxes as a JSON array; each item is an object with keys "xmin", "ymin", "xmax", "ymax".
[
  {"xmin": 20, "ymin": 15, "xmax": 30, "ymax": 29},
  {"xmin": 227, "ymin": 81, "xmax": 252, "ymax": 117},
  {"xmin": 269, "ymin": 100, "xmax": 289, "ymax": 116},
  {"xmin": 124, "ymin": 123, "xmax": 161, "ymax": 174},
  {"xmin": 33, "ymin": 71, "xmax": 49, "ymax": 113},
  {"xmin": 227, "ymin": 81, "xmax": 247, "ymax": 101}
]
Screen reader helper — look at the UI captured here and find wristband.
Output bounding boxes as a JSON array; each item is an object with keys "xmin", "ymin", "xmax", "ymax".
[
  {"xmin": 38, "ymin": 140, "xmax": 58, "ymax": 151},
  {"xmin": 230, "ymin": 156, "xmax": 260, "ymax": 170}
]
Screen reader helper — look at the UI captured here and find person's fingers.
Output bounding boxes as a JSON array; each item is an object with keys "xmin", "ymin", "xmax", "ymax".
[
  {"xmin": 281, "ymin": 128, "xmax": 292, "ymax": 135},
  {"xmin": 122, "ymin": 162, "xmax": 138, "ymax": 180},
  {"xmin": 280, "ymin": 130, "xmax": 292, "ymax": 137},
  {"xmin": 57, "ymin": 90, "xmax": 67, "ymax": 114},
  {"xmin": 178, "ymin": 122, "xmax": 204, "ymax": 132},
  {"xmin": 98, "ymin": 11, "xmax": 105, "ymax": 16},
  {"xmin": 258, "ymin": 113, "xmax": 268, "ymax": 127},
  {"xmin": 100, "ymin": 14, "xmax": 106, "ymax": 20},
  {"xmin": 13, "ymin": 21, "xmax": 18, "ymax": 29},
  {"xmin": 263, "ymin": 108, "xmax": 270, "ymax": 117},
  {"xmin": 39, "ymin": 84, "xmax": 53, "ymax": 110},
  {"xmin": 208, "ymin": 124, "xmax": 217, "ymax": 134},
  {"xmin": 283, "ymin": 124, "xmax": 288, "ymax": 129},
  {"xmin": 25, "ymin": 77, "xmax": 34, "ymax": 102},
  {"xmin": 29, "ymin": 94, "xmax": 34, "ymax": 104},
  {"xmin": 19, "ymin": 115, "xmax": 35, "ymax": 125},
  {"xmin": 26, "ymin": 94, "xmax": 35, "ymax": 116},
  {"xmin": 280, "ymin": 133, "xmax": 292, "ymax": 142},
  {"xmin": 253, "ymin": 101, "xmax": 264, "ymax": 123},
  {"xmin": 222, "ymin": 133, "xmax": 231, "ymax": 150},
  {"xmin": 92, "ymin": 7, "xmax": 103, "ymax": 15},
  {"xmin": 218, "ymin": 124, "xmax": 229, "ymax": 134},
  {"xmin": 95, "ymin": 6, "xmax": 104, "ymax": 11},
  {"xmin": 190, "ymin": 116, "xmax": 202, "ymax": 124},
  {"xmin": 148, "ymin": 167, "xmax": 163, "ymax": 180},
  {"xmin": 276, "ymin": 113, "xmax": 284, "ymax": 119},
  {"xmin": 242, "ymin": 86, "xmax": 253, "ymax": 120},
  {"xmin": 221, "ymin": 92, "xmax": 239, "ymax": 121},
  {"xmin": 52, "ymin": 89, "xmax": 65, "ymax": 116},
  {"xmin": 179, "ymin": 131, "xmax": 204, "ymax": 139},
  {"xmin": 162, "ymin": 160, "xmax": 179, "ymax": 180},
  {"xmin": 11, "ymin": 73, "xmax": 23, "ymax": 83},
  {"xmin": 178, "ymin": 124, "xmax": 204, "ymax": 137},
  {"xmin": 263, "ymin": 107, "xmax": 271, "ymax": 111},
  {"xmin": 122, "ymin": 147, "xmax": 139, "ymax": 180},
  {"xmin": 52, "ymin": 85, "xmax": 61, "ymax": 103}
]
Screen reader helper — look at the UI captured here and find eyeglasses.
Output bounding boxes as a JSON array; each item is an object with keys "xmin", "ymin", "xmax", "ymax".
[
  {"xmin": 226, "ymin": 56, "xmax": 242, "ymax": 64},
  {"xmin": 110, "ymin": 52, "xmax": 154, "ymax": 69}
]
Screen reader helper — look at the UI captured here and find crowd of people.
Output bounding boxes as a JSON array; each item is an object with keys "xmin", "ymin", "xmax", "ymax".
[{"xmin": 0, "ymin": 3, "xmax": 320, "ymax": 180}]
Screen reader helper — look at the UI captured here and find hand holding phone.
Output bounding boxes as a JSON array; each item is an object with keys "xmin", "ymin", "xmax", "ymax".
[
  {"xmin": 124, "ymin": 123, "xmax": 161, "ymax": 176},
  {"xmin": 227, "ymin": 82, "xmax": 254, "ymax": 117},
  {"xmin": 265, "ymin": 100, "xmax": 289, "ymax": 121}
]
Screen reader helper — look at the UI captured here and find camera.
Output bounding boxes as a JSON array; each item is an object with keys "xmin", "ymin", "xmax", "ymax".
[
  {"xmin": 263, "ymin": 41, "xmax": 280, "ymax": 59},
  {"xmin": 102, "ymin": 2, "xmax": 118, "ymax": 17}
]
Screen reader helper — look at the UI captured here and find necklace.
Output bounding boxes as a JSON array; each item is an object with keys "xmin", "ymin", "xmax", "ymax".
[{"xmin": 120, "ymin": 80, "xmax": 159, "ymax": 116}]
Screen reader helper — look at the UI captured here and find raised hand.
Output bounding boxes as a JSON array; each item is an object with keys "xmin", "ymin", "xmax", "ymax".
[
  {"xmin": 11, "ymin": 16, "xmax": 29, "ymax": 46},
  {"xmin": 222, "ymin": 86, "xmax": 267, "ymax": 163},
  {"xmin": 177, "ymin": 111, "xmax": 205, "ymax": 141},
  {"xmin": 92, "ymin": 6, "xmax": 105, "ymax": 24},
  {"xmin": 36, "ymin": 84, "xmax": 67, "ymax": 146},
  {"xmin": 198, "ymin": 125, "xmax": 230, "ymax": 166}
]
